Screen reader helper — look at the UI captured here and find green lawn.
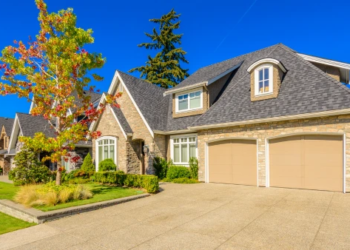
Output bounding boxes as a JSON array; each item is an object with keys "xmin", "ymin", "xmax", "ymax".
[
  {"xmin": 0, "ymin": 181, "xmax": 19, "ymax": 200},
  {"xmin": 0, "ymin": 212, "xmax": 35, "ymax": 235},
  {"xmin": 36, "ymin": 183, "xmax": 144, "ymax": 212}
]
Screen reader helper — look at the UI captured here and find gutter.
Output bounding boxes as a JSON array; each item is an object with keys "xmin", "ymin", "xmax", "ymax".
[{"xmin": 188, "ymin": 108, "xmax": 350, "ymax": 131}]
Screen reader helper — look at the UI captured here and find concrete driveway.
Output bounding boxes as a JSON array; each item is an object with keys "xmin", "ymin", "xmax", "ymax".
[{"xmin": 1, "ymin": 183, "xmax": 350, "ymax": 250}]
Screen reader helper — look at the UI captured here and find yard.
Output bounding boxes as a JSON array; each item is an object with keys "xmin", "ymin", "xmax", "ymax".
[{"xmin": 0, "ymin": 212, "xmax": 35, "ymax": 235}]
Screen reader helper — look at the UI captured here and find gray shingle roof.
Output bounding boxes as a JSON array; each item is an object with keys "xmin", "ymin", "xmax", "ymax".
[
  {"xmin": 112, "ymin": 44, "xmax": 350, "ymax": 133},
  {"xmin": 17, "ymin": 113, "xmax": 56, "ymax": 137},
  {"xmin": 191, "ymin": 44, "xmax": 350, "ymax": 127},
  {"xmin": 0, "ymin": 117, "xmax": 14, "ymax": 135},
  {"xmin": 117, "ymin": 71, "xmax": 169, "ymax": 131},
  {"xmin": 111, "ymin": 106, "xmax": 133, "ymax": 134}
]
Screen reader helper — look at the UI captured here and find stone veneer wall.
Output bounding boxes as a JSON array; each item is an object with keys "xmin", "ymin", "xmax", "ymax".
[
  {"xmin": 196, "ymin": 115, "xmax": 350, "ymax": 191},
  {"xmin": 93, "ymin": 106, "xmax": 128, "ymax": 172},
  {"xmin": 94, "ymin": 83, "xmax": 167, "ymax": 174}
]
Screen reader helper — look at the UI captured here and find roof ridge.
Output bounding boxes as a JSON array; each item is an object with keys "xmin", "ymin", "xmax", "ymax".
[
  {"xmin": 117, "ymin": 70, "xmax": 166, "ymax": 93},
  {"xmin": 278, "ymin": 44, "xmax": 350, "ymax": 95}
]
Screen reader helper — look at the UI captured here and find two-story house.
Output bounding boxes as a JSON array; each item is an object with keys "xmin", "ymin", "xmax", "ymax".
[
  {"xmin": 0, "ymin": 117, "xmax": 14, "ymax": 175},
  {"xmin": 91, "ymin": 43, "xmax": 350, "ymax": 193}
]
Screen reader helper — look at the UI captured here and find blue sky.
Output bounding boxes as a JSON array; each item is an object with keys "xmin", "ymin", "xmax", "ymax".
[{"xmin": 0, "ymin": 0, "xmax": 349, "ymax": 118}]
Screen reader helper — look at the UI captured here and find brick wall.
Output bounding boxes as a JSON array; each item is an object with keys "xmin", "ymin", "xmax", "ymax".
[{"xmin": 196, "ymin": 115, "xmax": 350, "ymax": 191}]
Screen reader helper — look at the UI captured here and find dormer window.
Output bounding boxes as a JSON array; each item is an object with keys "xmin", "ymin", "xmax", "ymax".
[
  {"xmin": 255, "ymin": 65, "xmax": 273, "ymax": 95},
  {"xmin": 176, "ymin": 89, "xmax": 202, "ymax": 113}
]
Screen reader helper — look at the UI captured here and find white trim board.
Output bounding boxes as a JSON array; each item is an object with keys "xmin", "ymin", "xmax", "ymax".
[
  {"xmin": 297, "ymin": 53, "xmax": 350, "ymax": 70},
  {"xmin": 247, "ymin": 58, "xmax": 286, "ymax": 73},
  {"xmin": 107, "ymin": 71, "xmax": 154, "ymax": 138}
]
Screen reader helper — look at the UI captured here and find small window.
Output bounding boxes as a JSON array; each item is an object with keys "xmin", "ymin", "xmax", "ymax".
[
  {"xmin": 255, "ymin": 65, "xmax": 273, "ymax": 96},
  {"xmin": 176, "ymin": 90, "xmax": 202, "ymax": 112}
]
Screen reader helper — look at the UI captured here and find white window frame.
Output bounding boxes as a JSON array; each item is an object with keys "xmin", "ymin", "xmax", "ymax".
[
  {"xmin": 95, "ymin": 136, "xmax": 118, "ymax": 171},
  {"xmin": 62, "ymin": 156, "xmax": 71, "ymax": 171},
  {"xmin": 170, "ymin": 134, "xmax": 198, "ymax": 166},
  {"xmin": 254, "ymin": 64, "xmax": 274, "ymax": 96},
  {"xmin": 175, "ymin": 88, "xmax": 203, "ymax": 113}
]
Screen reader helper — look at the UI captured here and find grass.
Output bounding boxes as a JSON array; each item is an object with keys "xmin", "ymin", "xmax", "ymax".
[
  {"xmin": 35, "ymin": 183, "xmax": 144, "ymax": 212},
  {"xmin": 0, "ymin": 212, "xmax": 35, "ymax": 235},
  {"xmin": 0, "ymin": 181, "xmax": 19, "ymax": 200}
]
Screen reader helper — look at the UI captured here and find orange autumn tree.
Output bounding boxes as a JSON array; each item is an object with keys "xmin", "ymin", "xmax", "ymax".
[{"xmin": 0, "ymin": 0, "xmax": 117, "ymax": 185}]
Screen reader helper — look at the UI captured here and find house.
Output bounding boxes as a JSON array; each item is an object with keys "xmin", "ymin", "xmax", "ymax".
[
  {"xmin": 6, "ymin": 91, "xmax": 102, "ymax": 173},
  {"xmin": 91, "ymin": 43, "xmax": 350, "ymax": 193},
  {"xmin": 0, "ymin": 117, "xmax": 14, "ymax": 175}
]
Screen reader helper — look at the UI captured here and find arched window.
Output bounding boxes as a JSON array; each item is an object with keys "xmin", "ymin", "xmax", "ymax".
[
  {"xmin": 255, "ymin": 64, "xmax": 273, "ymax": 95},
  {"xmin": 95, "ymin": 136, "xmax": 117, "ymax": 171}
]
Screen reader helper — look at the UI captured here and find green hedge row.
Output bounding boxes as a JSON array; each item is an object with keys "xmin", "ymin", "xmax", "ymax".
[{"xmin": 94, "ymin": 172, "xmax": 159, "ymax": 193}]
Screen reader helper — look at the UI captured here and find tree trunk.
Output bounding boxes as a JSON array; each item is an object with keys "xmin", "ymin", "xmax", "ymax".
[{"xmin": 56, "ymin": 161, "xmax": 62, "ymax": 185}]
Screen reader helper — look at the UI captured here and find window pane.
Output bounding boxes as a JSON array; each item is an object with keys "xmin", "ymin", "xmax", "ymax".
[
  {"xmin": 98, "ymin": 141, "xmax": 102, "ymax": 145},
  {"xmin": 259, "ymin": 69, "xmax": 263, "ymax": 81},
  {"xmin": 189, "ymin": 144, "xmax": 196, "ymax": 158},
  {"xmin": 190, "ymin": 95, "xmax": 200, "ymax": 109},
  {"xmin": 181, "ymin": 144, "xmax": 188, "ymax": 163},
  {"xmin": 178, "ymin": 99, "xmax": 188, "ymax": 110},
  {"xmin": 264, "ymin": 68, "xmax": 269, "ymax": 80},
  {"xmin": 189, "ymin": 137, "xmax": 195, "ymax": 142},
  {"xmin": 181, "ymin": 138, "xmax": 187, "ymax": 142},
  {"xmin": 104, "ymin": 146, "xmax": 108, "ymax": 159},
  {"xmin": 259, "ymin": 81, "xmax": 263, "ymax": 93},
  {"xmin": 174, "ymin": 144, "xmax": 180, "ymax": 162},
  {"xmin": 174, "ymin": 138, "xmax": 179, "ymax": 143},
  {"xmin": 109, "ymin": 140, "xmax": 114, "ymax": 144},
  {"xmin": 110, "ymin": 145, "xmax": 115, "ymax": 161},
  {"xmin": 104, "ymin": 139, "xmax": 108, "ymax": 144},
  {"xmin": 98, "ymin": 146, "xmax": 103, "ymax": 163},
  {"xmin": 264, "ymin": 80, "xmax": 269, "ymax": 92}
]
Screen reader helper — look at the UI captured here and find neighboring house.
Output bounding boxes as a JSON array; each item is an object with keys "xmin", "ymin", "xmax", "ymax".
[
  {"xmin": 91, "ymin": 43, "xmax": 350, "ymax": 193},
  {"xmin": 0, "ymin": 117, "xmax": 14, "ymax": 175},
  {"xmin": 7, "ymin": 91, "xmax": 102, "ymax": 172}
]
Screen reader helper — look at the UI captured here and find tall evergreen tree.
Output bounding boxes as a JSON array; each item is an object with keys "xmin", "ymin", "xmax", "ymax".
[{"xmin": 129, "ymin": 9, "xmax": 189, "ymax": 88}]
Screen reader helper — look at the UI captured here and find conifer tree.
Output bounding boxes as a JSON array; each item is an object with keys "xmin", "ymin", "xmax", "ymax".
[
  {"xmin": 81, "ymin": 153, "xmax": 94, "ymax": 172},
  {"xmin": 129, "ymin": 9, "xmax": 189, "ymax": 88}
]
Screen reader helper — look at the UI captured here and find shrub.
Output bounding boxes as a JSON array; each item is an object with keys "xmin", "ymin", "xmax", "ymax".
[
  {"xmin": 153, "ymin": 157, "xmax": 170, "ymax": 180},
  {"xmin": 94, "ymin": 172, "xmax": 159, "ymax": 193},
  {"xmin": 172, "ymin": 178, "xmax": 199, "ymax": 184},
  {"xmin": 189, "ymin": 157, "xmax": 199, "ymax": 180},
  {"xmin": 80, "ymin": 153, "xmax": 95, "ymax": 172},
  {"xmin": 9, "ymin": 146, "xmax": 52, "ymax": 186},
  {"xmin": 99, "ymin": 159, "xmax": 117, "ymax": 172},
  {"xmin": 62, "ymin": 169, "xmax": 94, "ymax": 183},
  {"xmin": 14, "ymin": 182, "xmax": 92, "ymax": 207},
  {"xmin": 166, "ymin": 166, "xmax": 191, "ymax": 180},
  {"xmin": 0, "ymin": 168, "xmax": 3, "ymax": 175}
]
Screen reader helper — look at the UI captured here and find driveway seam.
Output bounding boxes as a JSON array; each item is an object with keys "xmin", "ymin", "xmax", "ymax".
[
  {"xmin": 308, "ymin": 192, "xmax": 335, "ymax": 250},
  {"xmin": 213, "ymin": 192, "xmax": 291, "ymax": 250}
]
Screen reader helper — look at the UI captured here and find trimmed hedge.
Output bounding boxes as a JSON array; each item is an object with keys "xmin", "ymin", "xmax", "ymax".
[
  {"xmin": 166, "ymin": 166, "xmax": 191, "ymax": 180},
  {"xmin": 94, "ymin": 172, "xmax": 159, "ymax": 193}
]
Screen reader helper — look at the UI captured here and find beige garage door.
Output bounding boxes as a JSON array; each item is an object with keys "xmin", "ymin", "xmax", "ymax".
[
  {"xmin": 269, "ymin": 135, "xmax": 343, "ymax": 192},
  {"xmin": 209, "ymin": 140, "xmax": 257, "ymax": 185}
]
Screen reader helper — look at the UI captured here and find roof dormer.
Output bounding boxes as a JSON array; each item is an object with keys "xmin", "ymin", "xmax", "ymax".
[{"xmin": 247, "ymin": 58, "xmax": 286, "ymax": 102}]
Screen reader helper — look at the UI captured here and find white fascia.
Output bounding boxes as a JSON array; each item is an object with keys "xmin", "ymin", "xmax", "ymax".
[
  {"xmin": 108, "ymin": 71, "xmax": 154, "ymax": 138},
  {"xmin": 247, "ymin": 58, "xmax": 287, "ymax": 73},
  {"xmin": 8, "ymin": 114, "xmax": 20, "ymax": 151}
]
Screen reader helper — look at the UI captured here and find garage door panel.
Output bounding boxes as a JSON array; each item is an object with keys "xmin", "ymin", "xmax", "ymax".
[
  {"xmin": 270, "ymin": 135, "xmax": 343, "ymax": 192},
  {"xmin": 209, "ymin": 164, "xmax": 233, "ymax": 183},
  {"xmin": 209, "ymin": 140, "xmax": 256, "ymax": 186}
]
